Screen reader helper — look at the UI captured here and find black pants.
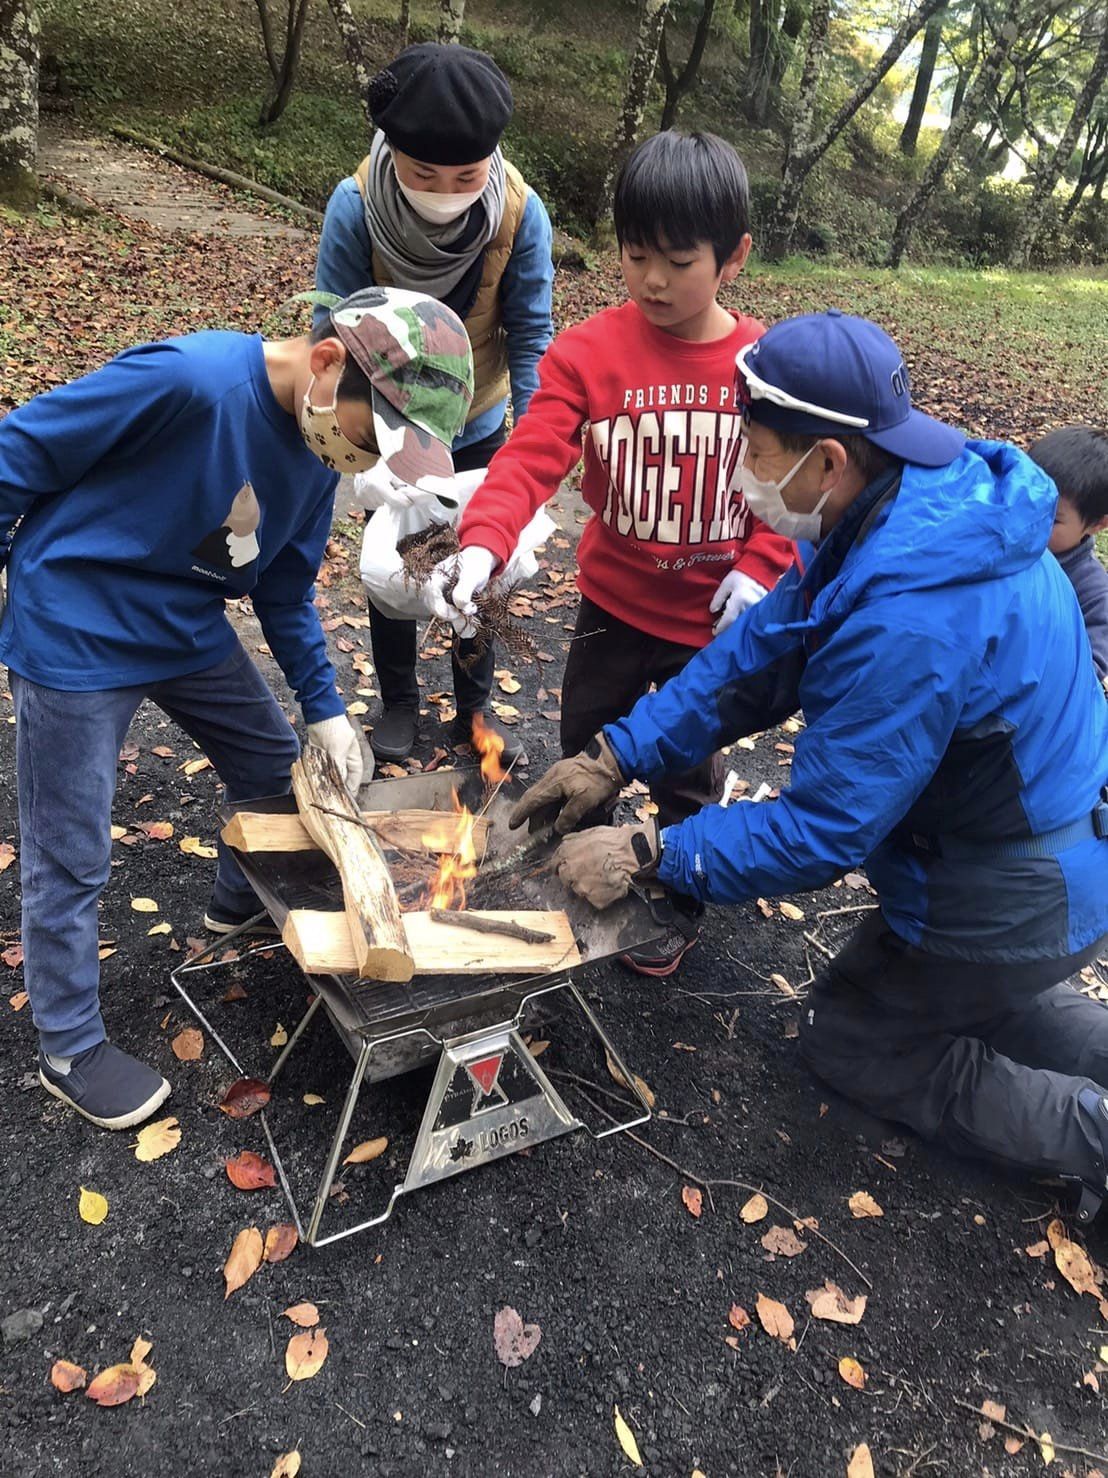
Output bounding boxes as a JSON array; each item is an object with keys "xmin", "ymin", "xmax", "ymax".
[
  {"xmin": 560, "ymin": 594, "xmax": 722, "ymax": 829},
  {"xmin": 368, "ymin": 422, "xmax": 506, "ymax": 713},
  {"xmin": 800, "ymin": 910, "xmax": 1108, "ymax": 1187}
]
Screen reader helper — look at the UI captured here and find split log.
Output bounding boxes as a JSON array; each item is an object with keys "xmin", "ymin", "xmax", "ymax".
[
  {"xmin": 290, "ymin": 748, "xmax": 414, "ymax": 982},
  {"xmin": 283, "ymin": 909, "xmax": 579, "ymax": 976},
  {"xmin": 221, "ymin": 807, "xmax": 489, "ymax": 856}
]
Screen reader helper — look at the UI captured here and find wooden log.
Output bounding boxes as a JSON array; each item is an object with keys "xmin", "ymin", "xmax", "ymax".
[
  {"xmin": 221, "ymin": 808, "xmax": 489, "ymax": 857},
  {"xmin": 282, "ymin": 909, "xmax": 579, "ymax": 976},
  {"xmin": 428, "ymin": 908, "xmax": 554, "ymax": 944},
  {"xmin": 290, "ymin": 748, "xmax": 414, "ymax": 982}
]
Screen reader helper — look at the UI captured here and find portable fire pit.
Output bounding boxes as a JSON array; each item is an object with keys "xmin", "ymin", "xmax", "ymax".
[{"xmin": 170, "ymin": 757, "xmax": 666, "ymax": 1248}]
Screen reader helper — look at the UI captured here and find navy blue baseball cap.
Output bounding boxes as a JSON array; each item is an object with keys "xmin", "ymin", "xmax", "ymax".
[{"xmin": 736, "ymin": 310, "xmax": 965, "ymax": 468}]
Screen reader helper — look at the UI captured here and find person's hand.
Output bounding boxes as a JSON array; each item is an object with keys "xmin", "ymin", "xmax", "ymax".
[
  {"xmin": 306, "ymin": 714, "xmax": 366, "ymax": 796},
  {"xmin": 509, "ymin": 733, "xmax": 625, "ymax": 835},
  {"xmin": 710, "ymin": 569, "xmax": 767, "ymax": 635},
  {"xmin": 427, "ymin": 545, "xmax": 497, "ymax": 637},
  {"xmin": 553, "ymin": 823, "xmax": 660, "ymax": 910}
]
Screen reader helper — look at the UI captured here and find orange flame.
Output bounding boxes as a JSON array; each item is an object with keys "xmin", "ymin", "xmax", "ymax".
[
  {"xmin": 423, "ymin": 787, "xmax": 478, "ymax": 910},
  {"xmin": 471, "ymin": 712, "xmax": 508, "ymax": 786}
]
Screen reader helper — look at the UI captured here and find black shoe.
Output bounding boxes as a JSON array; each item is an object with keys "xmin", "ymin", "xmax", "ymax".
[
  {"xmin": 203, "ymin": 902, "xmax": 279, "ymax": 936},
  {"xmin": 39, "ymin": 1041, "xmax": 170, "ymax": 1130},
  {"xmin": 1073, "ymin": 1089, "xmax": 1108, "ymax": 1222},
  {"xmin": 371, "ymin": 705, "xmax": 419, "ymax": 762},
  {"xmin": 619, "ymin": 922, "xmax": 700, "ymax": 977},
  {"xmin": 451, "ymin": 711, "xmax": 528, "ymax": 768}
]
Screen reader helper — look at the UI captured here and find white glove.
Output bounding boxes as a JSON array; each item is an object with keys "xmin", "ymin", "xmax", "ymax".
[
  {"xmin": 306, "ymin": 714, "xmax": 365, "ymax": 796},
  {"xmin": 710, "ymin": 569, "xmax": 768, "ymax": 636},
  {"xmin": 427, "ymin": 546, "xmax": 497, "ymax": 638}
]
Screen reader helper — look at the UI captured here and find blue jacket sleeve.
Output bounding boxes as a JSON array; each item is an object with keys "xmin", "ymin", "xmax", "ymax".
[
  {"xmin": 252, "ymin": 487, "xmax": 345, "ymax": 723},
  {"xmin": 314, "ymin": 180, "xmax": 374, "ymax": 330},
  {"xmin": 654, "ymin": 598, "xmax": 976, "ymax": 904},
  {"xmin": 498, "ymin": 192, "xmax": 555, "ymax": 420},
  {"xmin": 0, "ymin": 344, "xmax": 199, "ymax": 557}
]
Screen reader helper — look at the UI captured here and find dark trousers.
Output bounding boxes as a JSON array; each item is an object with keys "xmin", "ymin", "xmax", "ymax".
[
  {"xmin": 560, "ymin": 594, "xmax": 723, "ymax": 829},
  {"xmin": 368, "ymin": 422, "xmax": 506, "ymax": 714},
  {"xmin": 800, "ymin": 910, "xmax": 1108, "ymax": 1187}
]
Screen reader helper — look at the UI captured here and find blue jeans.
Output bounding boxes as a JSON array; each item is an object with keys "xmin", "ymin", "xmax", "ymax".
[{"xmin": 13, "ymin": 642, "xmax": 300, "ymax": 1056}]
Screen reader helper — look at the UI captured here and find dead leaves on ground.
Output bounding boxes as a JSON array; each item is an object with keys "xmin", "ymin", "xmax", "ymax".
[
  {"xmin": 740, "ymin": 1193, "xmax": 769, "ymax": 1224},
  {"xmin": 61, "ymin": 1336, "xmax": 157, "ymax": 1409},
  {"xmin": 838, "ymin": 1355, "xmax": 867, "ymax": 1390},
  {"xmin": 806, "ymin": 1281, "xmax": 867, "ymax": 1325},
  {"xmin": 493, "ymin": 1305, "xmax": 542, "ymax": 1367},
  {"xmin": 170, "ymin": 1027, "xmax": 203, "ymax": 1061},
  {"xmin": 218, "ymin": 1077, "xmax": 271, "ymax": 1119},
  {"xmin": 1046, "ymin": 1216, "xmax": 1105, "ymax": 1306},
  {"xmin": 761, "ymin": 1224, "xmax": 807, "ymax": 1258},
  {"xmin": 848, "ymin": 1191, "xmax": 884, "ymax": 1219},
  {"xmin": 78, "ymin": 1187, "xmax": 109, "ymax": 1226},
  {"xmin": 85, "ymin": 1363, "xmax": 142, "ymax": 1408},
  {"xmin": 223, "ymin": 1226, "xmax": 264, "ymax": 1298},
  {"xmin": 343, "ymin": 1137, "xmax": 388, "ymax": 1166},
  {"xmin": 271, "ymin": 1454, "xmax": 302, "ymax": 1478},
  {"xmin": 285, "ymin": 1327, "xmax": 329, "ymax": 1382},
  {"xmin": 264, "ymin": 1224, "xmax": 298, "ymax": 1263},
  {"xmin": 604, "ymin": 1050, "xmax": 656, "ymax": 1109},
  {"xmin": 755, "ymin": 1292, "xmax": 795, "ymax": 1346},
  {"xmin": 225, "ymin": 1150, "xmax": 277, "ymax": 1191},
  {"xmin": 613, "ymin": 1405, "xmax": 643, "ymax": 1466},
  {"xmin": 282, "ymin": 1301, "xmax": 320, "ymax": 1328},
  {"xmin": 681, "ymin": 1185, "xmax": 703, "ymax": 1219},
  {"xmin": 847, "ymin": 1443, "xmax": 874, "ymax": 1478},
  {"xmin": 50, "ymin": 1359, "xmax": 88, "ymax": 1392},
  {"xmin": 132, "ymin": 1117, "xmax": 181, "ymax": 1162}
]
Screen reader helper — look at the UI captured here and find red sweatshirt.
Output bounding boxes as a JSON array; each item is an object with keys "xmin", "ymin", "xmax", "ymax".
[{"xmin": 459, "ymin": 300, "xmax": 794, "ymax": 648}]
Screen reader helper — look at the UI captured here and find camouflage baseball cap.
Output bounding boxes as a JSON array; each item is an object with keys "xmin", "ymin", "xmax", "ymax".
[{"xmin": 329, "ymin": 287, "xmax": 474, "ymax": 490}]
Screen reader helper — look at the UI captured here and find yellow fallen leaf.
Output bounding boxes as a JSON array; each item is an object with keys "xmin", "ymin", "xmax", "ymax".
[
  {"xmin": 141, "ymin": 820, "xmax": 174, "ymax": 840},
  {"xmin": 223, "ymin": 1226, "xmax": 264, "ymax": 1299},
  {"xmin": 848, "ymin": 1191, "xmax": 884, "ymax": 1219},
  {"xmin": 285, "ymin": 1327, "xmax": 329, "ymax": 1381},
  {"xmin": 527, "ymin": 1038, "xmax": 550, "ymax": 1058},
  {"xmin": 302, "ymin": 1093, "xmax": 325, "ymax": 1106},
  {"xmin": 97, "ymin": 946, "xmax": 117, "ymax": 961},
  {"xmin": 130, "ymin": 897, "xmax": 159, "ymax": 913},
  {"xmin": 270, "ymin": 1023, "xmax": 288, "ymax": 1048},
  {"xmin": 282, "ymin": 1301, "xmax": 319, "ymax": 1327},
  {"xmin": 805, "ymin": 1280, "xmax": 867, "ymax": 1324},
  {"xmin": 1053, "ymin": 1237, "xmax": 1102, "ymax": 1299},
  {"xmin": 755, "ymin": 1292, "xmax": 794, "ymax": 1344},
  {"xmin": 179, "ymin": 835, "xmax": 218, "ymax": 859},
  {"xmin": 737, "ymin": 736, "xmax": 756, "ymax": 750},
  {"xmin": 605, "ymin": 1051, "xmax": 656, "ymax": 1108},
  {"xmin": 1100, "ymin": 1345, "xmax": 1108, "ymax": 1363},
  {"xmin": 133, "ymin": 1116, "xmax": 181, "ymax": 1162},
  {"xmin": 847, "ymin": 1444, "xmax": 874, "ymax": 1478},
  {"xmin": 9, "ymin": 990, "xmax": 28, "ymax": 1011},
  {"xmin": 346, "ymin": 701, "xmax": 369, "ymax": 716},
  {"xmin": 79, "ymin": 1187, "xmax": 108, "ymax": 1225},
  {"xmin": 181, "ymin": 757, "xmax": 212, "ymax": 776},
  {"xmin": 613, "ymin": 1404, "xmax": 643, "ymax": 1466},
  {"xmin": 147, "ymin": 922, "xmax": 172, "ymax": 936},
  {"xmin": 1039, "ymin": 1430, "xmax": 1055, "ymax": 1464},
  {"xmin": 498, "ymin": 674, "xmax": 521, "ymax": 694},
  {"xmin": 110, "ymin": 825, "xmax": 128, "ymax": 841},
  {"xmin": 129, "ymin": 1336, "xmax": 156, "ymax": 1397},
  {"xmin": 740, "ymin": 1193, "xmax": 769, "ymax": 1224},
  {"xmin": 779, "ymin": 901, "xmax": 805, "ymax": 921},
  {"xmin": 344, "ymin": 1137, "xmax": 388, "ymax": 1165},
  {"xmin": 838, "ymin": 1355, "xmax": 866, "ymax": 1389},
  {"xmin": 271, "ymin": 1453, "xmax": 302, "ymax": 1478},
  {"xmin": 1046, "ymin": 1217, "xmax": 1067, "ymax": 1249}
]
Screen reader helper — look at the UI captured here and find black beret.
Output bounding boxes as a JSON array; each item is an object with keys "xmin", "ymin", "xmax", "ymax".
[{"xmin": 368, "ymin": 43, "xmax": 513, "ymax": 166}]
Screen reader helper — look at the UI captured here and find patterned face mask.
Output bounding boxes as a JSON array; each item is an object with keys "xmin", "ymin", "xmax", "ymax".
[{"xmin": 299, "ymin": 370, "xmax": 378, "ymax": 473}]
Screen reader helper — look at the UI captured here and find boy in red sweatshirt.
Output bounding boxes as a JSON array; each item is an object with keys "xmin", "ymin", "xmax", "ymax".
[{"xmin": 430, "ymin": 130, "xmax": 793, "ymax": 974}]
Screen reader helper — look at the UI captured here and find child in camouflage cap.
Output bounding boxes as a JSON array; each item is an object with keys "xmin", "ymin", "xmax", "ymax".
[{"xmin": 0, "ymin": 286, "xmax": 472, "ymax": 1133}]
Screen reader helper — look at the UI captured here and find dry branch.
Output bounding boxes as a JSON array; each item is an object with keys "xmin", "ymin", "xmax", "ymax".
[{"xmin": 429, "ymin": 909, "xmax": 555, "ymax": 944}]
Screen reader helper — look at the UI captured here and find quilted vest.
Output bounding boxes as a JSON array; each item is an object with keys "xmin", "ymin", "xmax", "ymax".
[{"xmin": 351, "ymin": 157, "xmax": 529, "ymax": 423}]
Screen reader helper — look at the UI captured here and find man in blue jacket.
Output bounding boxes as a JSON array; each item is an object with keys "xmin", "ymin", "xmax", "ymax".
[
  {"xmin": 507, "ymin": 311, "xmax": 1108, "ymax": 1221},
  {"xmin": 0, "ymin": 287, "xmax": 474, "ymax": 1132}
]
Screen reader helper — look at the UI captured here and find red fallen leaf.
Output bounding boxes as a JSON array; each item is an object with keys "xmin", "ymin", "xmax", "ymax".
[
  {"xmin": 728, "ymin": 1304, "xmax": 751, "ymax": 1331},
  {"xmin": 138, "ymin": 820, "xmax": 173, "ymax": 840},
  {"xmin": 263, "ymin": 1223, "xmax": 298, "ymax": 1263},
  {"xmin": 2, "ymin": 944, "xmax": 24, "ymax": 969},
  {"xmin": 86, "ymin": 1363, "xmax": 142, "ymax": 1407},
  {"xmin": 50, "ymin": 1359, "xmax": 87, "ymax": 1392},
  {"xmin": 222, "ymin": 980, "xmax": 248, "ymax": 1003},
  {"xmin": 226, "ymin": 1150, "xmax": 277, "ymax": 1190},
  {"xmin": 218, "ymin": 1078, "xmax": 271, "ymax": 1119},
  {"xmin": 682, "ymin": 1185, "xmax": 703, "ymax": 1218}
]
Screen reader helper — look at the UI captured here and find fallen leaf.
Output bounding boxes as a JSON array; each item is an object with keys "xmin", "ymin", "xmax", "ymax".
[
  {"xmin": 755, "ymin": 897, "xmax": 774, "ymax": 918},
  {"xmin": 302, "ymin": 1093, "xmax": 325, "ymax": 1106},
  {"xmin": 1083, "ymin": 1370, "xmax": 1100, "ymax": 1392},
  {"xmin": 779, "ymin": 902, "xmax": 805, "ymax": 921},
  {"xmin": 1004, "ymin": 1436, "xmax": 1025, "ymax": 1455},
  {"xmin": 151, "ymin": 745, "xmax": 175, "ymax": 758},
  {"xmin": 527, "ymin": 1038, "xmax": 550, "ymax": 1058},
  {"xmin": 682, "ymin": 1185, "xmax": 703, "ymax": 1218},
  {"xmin": 78, "ymin": 1186, "xmax": 108, "ymax": 1225},
  {"xmin": 86, "ymin": 1364, "xmax": 142, "ymax": 1407},
  {"xmin": 345, "ymin": 701, "xmax": 368, "ymax": 716},
  {"xmin": 343, "ymin": 1137, "xmax": 388, "ymax": 1165},
  {"xmin": 130, "ymin": 897, "xmax": 159, "ymax": 913},
  {"xmin": 109, "ymin": 825, "xmax": 128, "ymax": 841},
  {"xmin": 170, "ymin": 1027, "xmax": 203, "ymax": 1061},
  {"xmin": 848, "ymin": 1191, "xmax": 884, "ymax": 1219},
  {"xmin": 1039, "ymin": 1431, "xmax": 1055, "ymax": 1464},
  {"xmin": 1025, "ymin": 1240, "xmax": 1049, "ymax": 1258},
  {"xmin": 1046, "ymin": 1217, "xmax": 1068, "ymax": 1250},
  {"xmin": 981, "ymin": 1399, "xmax": 1006, "ymax": 1423},
  {"xmin": 614, "ymin": 1405, "xmax": 643, "ymax": 1467},
  {"xmin": 755, "ymin": 1292, "xmax": 794, "ymax": 1343},
  {"xmin": 605, "ymin": 1051, "xmax": 656, "ymax": 1109},
  {"xmin": 218, "ymin": 1078, "xmax": 271, "ymax": 1119},
  {"xmin": 270, "ymin": 1023, "xmax": 288, "ymax": 1048},
  {"xmin": 728, "ymin": 1303, "xmax": 751, "ymax": 1331},
  {"xmin": 263, "ymin": 1224, "xmax": 298, "ymax": 1263},
  {"xmin": 50, "ymin": 1359, "xmax": 87, "ymax": 1392},
  {"xmin": 223, "ymin": 1227, "xmax": 264, "ymax": 1299},
  {"xmin": 285, "ymin": 1327, "xmax": 329, "ymax": 1381},
  {"xmin": 498, "ymin": 674, "xmax": 521, "ymax": 694},
  {"xmin": 493, "ymin": 1305, "xmax": 542, "ymax": 1367},
  {"xmin": 839, "ymin": 1355, "xmax": 866, "ymax": 1389},
  {"xmin": 223, "ymin": 981, "xmax": 249, "ymax": 1003},
  {"xmin": 97, "ymin": 945, "xmax": 117, "ymax": 961},
  {"xmin": 181, "ymin": 757, "xmax": 212, "ymax": 776},
  {"xmin": 129, "ymin": 1336, "xmax": 156, "ymax": 1397},
  {"xmin": 805, "ymin": 1281, "xmax": 867, "ymax": 1325},
  {"xmin": 1, "ymin": 943, "xmax": 23, "ymax": 968},
  {"xmin": 138, "ymin": 821, "xmax": 173, "ymax": 840},
  {"xmin": 770, "ymin": 972, "xmax": 795, "ymax": 996},
  {"xmin": 271, "ymin": 1453, "xmax": 302, "ymax": 1478},
  {"xmin": 740, "ymin": 1193, "xmax": 769, "ymax": 1224},
  {"xmin": 225, "ymin": 1150, "xmax": 277, "ymax": 1191},
  {"xmin": 0, "ymin": 841, "xmax": 15, "ymax": 870},
  {"xmin": 847, "ymin": 1444, "xmax": 874, "ymax": 1478},
  {"xmin": 133, "ymin": 1117, "xmax": 181, "ymax": 1162},
  {"xmin": 761, "ymin": 1225, "xmax": 807, "ymax": 1257},
  {"xmin": 282, "ymin": 1302, "xmax": 320, "ymax": 1327},
  {"xmin": 9, "ymin": 989, "xmax": 28, "ymax": 1010},
  {"xmin": 147, "ymin": 922, "xmax": 173, "ymax": 936},
  {"xmin": 1053, "ymin": 1237, "xmax": 1102, "ymax": 1299},
  {"xmin": 179, "ymin": 835, "xmax": 218, "ymax": 859}
]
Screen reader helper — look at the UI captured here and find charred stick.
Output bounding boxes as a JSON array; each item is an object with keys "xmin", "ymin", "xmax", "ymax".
[{"xmin": 429, "ymin": 909, "xmax": 555, "ymax": 945}]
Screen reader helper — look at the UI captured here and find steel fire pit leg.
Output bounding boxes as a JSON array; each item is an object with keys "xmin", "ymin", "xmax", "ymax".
[
  {"xmin": 565, "ymin": 981, "xmax": 654, "ymax": 1133},
  {"xmin": 169, "ymin": 912, "xmax": 282, "ymax": 1076}
]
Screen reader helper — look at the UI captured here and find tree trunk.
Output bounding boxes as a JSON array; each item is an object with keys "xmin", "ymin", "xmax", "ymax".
[
  {"xmin": 399, "ymin": 0, "xmax": 411, "ymax": 47},
  {"xmin": 438, "ymin": 0, "xmax": 465, "ymax": 44},
  {"xmin": 744, "ymin": 0, "xmax": 782, "ymax": 126},
  {"xmin": 659, "ymin": 0, "xmax": 718, "ymax": 131},
  {"xmin": 899, "ymin": 6, "xmax": 945, "ymax": 155},
  {"xmin": 888, "ymin": 0, "xmax": 1021, "ymax": 268},
  {"xmin": 596, "ymin": 0, "xmax": 672, "ymax": 221},
  {"xmin": 764, "ymin": 0, "xmax": 948, "ymax": 258},
  {"xmin": 257, "ymin": 0, "xmax": 312, "ymax": 126},
  {"xmin": 1063, "ymin": 114, "xmax": 1108, "ymax": 220},
  {"xmin": 1010, "ymin": 18, "xmax": 1108, "ymax": 265},
  {"xmin": 326, "ymin": 0, "xmax": 375, "ymax": 124},
  {"xmin": 0, "ymin": 0, "xmax": 40, "ymax": 206}
]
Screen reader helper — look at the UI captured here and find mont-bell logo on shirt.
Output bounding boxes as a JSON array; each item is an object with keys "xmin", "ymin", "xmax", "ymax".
[{"xmin": 191, "ymin": 483, "xmax": 261, "ymax": 575}]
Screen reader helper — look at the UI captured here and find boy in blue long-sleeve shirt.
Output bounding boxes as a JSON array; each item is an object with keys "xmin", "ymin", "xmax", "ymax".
[{"xmin": 0, "ymin": 286, "xmax": 474, "ymax": 1130}]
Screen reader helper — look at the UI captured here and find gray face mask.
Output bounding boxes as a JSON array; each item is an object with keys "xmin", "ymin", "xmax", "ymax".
[{"xmin": 735, "ymin": 441, "xmax": 830, "ymax": 542}]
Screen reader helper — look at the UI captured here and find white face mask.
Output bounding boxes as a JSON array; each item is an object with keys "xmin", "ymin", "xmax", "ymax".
[
  {"xmin": 736, "ymin": 440, "xmax": 831, "ymax": 543},
  {"xmin": 299, "ymin": 372, "xmax": 378, "ymax": 474},
  {"xmin": 398, "ymin": 180, "xmax": 485, "ymax": 225}
]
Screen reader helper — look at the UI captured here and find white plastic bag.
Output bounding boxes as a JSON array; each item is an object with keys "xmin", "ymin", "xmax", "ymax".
[{"xmin": 358, "ymin": 466, "xmax": 555, "ymax": 621}]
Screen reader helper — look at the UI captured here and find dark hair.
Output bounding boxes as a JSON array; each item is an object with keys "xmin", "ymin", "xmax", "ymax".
[
  {"xmin": 774, "ymin": 427, "xmax": 900, "ymax": 487},
  {"xmin": 1028, "ymin": 425, "xmax": 1108, "ymax": 525},
  {"xmin": 309, "ymin": 316, "xmax": 375, "ymax": 405},
  {"xmin": 613, "ymin": 130, "xmax": 751, "ymax": 269}
]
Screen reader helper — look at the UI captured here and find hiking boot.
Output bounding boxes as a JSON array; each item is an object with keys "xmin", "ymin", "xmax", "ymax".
[
  {"xmin": 39, "ymin": 1041, "xmax": 170, "ymax": 1130},
  {"xmin": 371, "ymin": 705, "xmax": 419, "ymax": 762},
  {"xmin": 619, "ymin": 921, "xmax": 700, "ymax": 977},
  {"xmin": 203, "ymin": 902, "xmax": 278, "ymax": 936},
  {"xmin": 451, "ymin": 711, "xmax": 528, "ymax": 768},
  {"xmin": 1072, "ymin": 1089, "xmax": 1108, "ymax": 1223}
]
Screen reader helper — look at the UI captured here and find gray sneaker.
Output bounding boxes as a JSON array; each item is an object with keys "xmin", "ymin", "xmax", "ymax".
[{"xmin": 39, "ymin": 1041, "xmax": 170, "ymax": 1130}]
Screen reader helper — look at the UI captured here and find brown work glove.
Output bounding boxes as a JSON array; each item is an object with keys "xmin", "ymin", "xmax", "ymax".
[
  {"xmin": 508, "ymin": 732, "xmax": 625, "ymax": 836},
  {"xmin": 552, "ymin": 823, "xmax": 660, "ymax": 910}
]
